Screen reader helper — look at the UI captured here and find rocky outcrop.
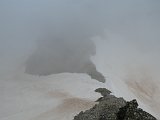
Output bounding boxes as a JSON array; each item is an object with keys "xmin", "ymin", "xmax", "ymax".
[
  {"xmin": 25, "ymin": 38, "xmax": 105, "ymax": 83},
  {"xmin": 73, "ymin": 88, "xmax": 157, "ymax": 120}
]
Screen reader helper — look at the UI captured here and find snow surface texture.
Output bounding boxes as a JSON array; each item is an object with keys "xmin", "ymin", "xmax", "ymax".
[
  {"xmin": 93, "ymin": 37, "xmax": 160, "ymax": 119},
  {"xmin": 0, "ymin": 38, "xmax": 160, "ymax": 120},
  {"xmin": 0, "ymin": 70, "xmax": 105, "ymax": 120},
  {"xmin": 1, "ymin": 0, "xmax": 160, "ymax": 120}
]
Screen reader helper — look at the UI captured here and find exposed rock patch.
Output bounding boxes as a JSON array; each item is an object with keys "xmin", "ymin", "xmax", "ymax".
[
  {"xmin": 74, "ymin": 88, "xmax": 157, "ymax": 120},
  {"xmin": 25, "ymin": 38, "xmax": 105, "ymax": 82}
]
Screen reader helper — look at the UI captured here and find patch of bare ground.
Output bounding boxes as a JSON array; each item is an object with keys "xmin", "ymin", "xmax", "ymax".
[
  {"xmin": 126, "ymin": 79, "xmax": 160, "ymax": 118},
  {"xmin": 55, "ymin": 98, "xmax": 95, "ymax": 113},
  {"xmin": 46, "ymin": 90, "xmax": 71, "ymax": 99},
  {"xmin": 126, "ymin": 80, "xmax": 156, "ymax": 102},
  {"xmin": 33, "ymin": 91, "xmax": 95, "ymax": 120}
]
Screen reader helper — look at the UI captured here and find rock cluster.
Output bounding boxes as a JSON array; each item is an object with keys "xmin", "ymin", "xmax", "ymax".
[{"xmin": 73, "ymin": 88, "xmax": 157, "ymax": 120}]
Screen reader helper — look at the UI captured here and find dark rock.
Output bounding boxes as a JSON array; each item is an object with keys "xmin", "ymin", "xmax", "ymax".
[
  {"xmin": 95, "ymin": 88, "xmax": 112, "ymax": 97},
  {"xmin": 117, "ymin": 99, "xmax": 157, "ymax": 120},
  {"xmin": 73, "ymin": 88, "xmax": 157, "ymax": 120}
]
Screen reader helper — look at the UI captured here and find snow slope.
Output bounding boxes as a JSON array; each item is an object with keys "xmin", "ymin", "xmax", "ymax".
[
  {"xmin": 0, "ymin": 61, "xmax": 159, "ymax": 120},
  {"xmin": 1, "ymin": 1, "xmax": 160, "ymax": 119},
  {"xmin": 92, "ymin": 36, "xmax": 160, "ymax": 119},
  {"xmin": 1, "ymin": 40, "xmax": 160, "ymax": 119},
  {"xmin": 0, "ymin": 36, "xmax": 160, "ymax": 120},
  {"xmin": 0, "ymin": 68, "xmax": 106, "ymax": 120}
]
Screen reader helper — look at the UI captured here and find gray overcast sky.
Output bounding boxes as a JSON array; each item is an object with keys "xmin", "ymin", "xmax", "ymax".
[{"xmin": 0, "ymin": 0, "xmax": 160, "ymax": 76}]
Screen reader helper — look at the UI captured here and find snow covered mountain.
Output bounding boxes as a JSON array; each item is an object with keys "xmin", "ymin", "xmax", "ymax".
[
  {"xmin": 0, "ymin": 0, "xmax": 160, "ymax": 120},
  {"xmin": 0, "ymin": 38, "xmax": 159, "ymax": 119}
]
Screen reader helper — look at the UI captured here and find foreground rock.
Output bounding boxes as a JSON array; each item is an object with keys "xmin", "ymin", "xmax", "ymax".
[{"xmin": 73, "ymin": 88, "xmax": 157, "ymax": 120}]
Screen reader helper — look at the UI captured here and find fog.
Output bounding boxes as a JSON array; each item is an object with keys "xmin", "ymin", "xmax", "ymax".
[
  {"xmin": 0, "ymin": 0, "xmax": 160, "ymax": 119},
  {"xmin": 1, "ymin": 0, "xmax": 160, "ymax": 79}
]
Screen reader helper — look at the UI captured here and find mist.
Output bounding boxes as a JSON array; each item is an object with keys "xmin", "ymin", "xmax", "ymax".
[
  {"xmin": 1, "ymin": 0, "xmax": 160, "ymax": 119},
  {"xmin": 1, "ymin": 0, "xmax": 160, "ymax": 79}
]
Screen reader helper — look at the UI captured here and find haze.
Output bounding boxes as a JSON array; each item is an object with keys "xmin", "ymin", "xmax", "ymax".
[{"xmin": 0, "ymin": 0, "xmax": 160, "ymax": 119}]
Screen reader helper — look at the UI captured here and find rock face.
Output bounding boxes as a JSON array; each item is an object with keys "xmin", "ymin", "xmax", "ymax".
[
  {"xmin": 25, "ymin": 38, "xmax": 105, "ymax": 83},
  {"xmin": 73, "ymin": 88, "xmax": 157, "ymax": 120},
  {"xmin": 117, "ymin": 99, "xmax": 157, "ymax": 120}
]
